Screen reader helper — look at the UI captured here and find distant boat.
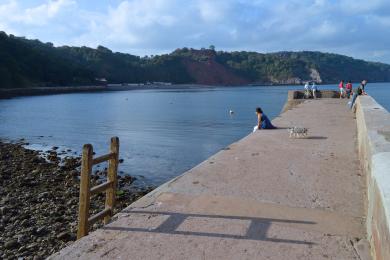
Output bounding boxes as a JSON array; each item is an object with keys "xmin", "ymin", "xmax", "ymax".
[{"xmin": 229, "ymin": 110, "xmax": 234, "ymax": 115}]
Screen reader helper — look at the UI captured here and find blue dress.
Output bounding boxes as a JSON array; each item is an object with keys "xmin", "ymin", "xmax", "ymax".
[{"xmin": 260, "ymin": 114, "xmax": 276, "ymax": 129}]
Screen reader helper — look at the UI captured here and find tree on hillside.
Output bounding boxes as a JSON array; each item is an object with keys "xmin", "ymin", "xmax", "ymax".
[{"xmin": 1, "ymin": 31, "xmax": 390, "ymax": 88}]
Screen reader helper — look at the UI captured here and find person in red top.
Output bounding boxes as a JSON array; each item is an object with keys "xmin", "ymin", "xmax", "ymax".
[
  {"xmin": 345, "ymin": 80, "xmax": 353, "ymax": 99},
  {"xmin": 338, "ymin": 80, "xmax": 345, "ymax": 98}
]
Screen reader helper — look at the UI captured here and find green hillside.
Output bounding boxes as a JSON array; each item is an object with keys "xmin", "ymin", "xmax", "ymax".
[{"xmin": 1, "ymin": 31, "xmax": 390, "ymax": 88}]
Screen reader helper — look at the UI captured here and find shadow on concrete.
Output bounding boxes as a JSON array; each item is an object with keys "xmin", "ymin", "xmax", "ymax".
[
  {"xmin": 306, "ymin": 136, "xmax": 328, "ymax": 140},
  {"xmin": 103, "ymin": 210, "xmax": 316, "ymax": 245}
]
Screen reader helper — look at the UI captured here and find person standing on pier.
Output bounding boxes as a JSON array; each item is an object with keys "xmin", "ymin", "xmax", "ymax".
[
  {"xmin": 304, "ymin": 82, "xmax": 311, "ymax": 98},
  {"xmin": 345, "ymin": 80, "xmax": 353, "ymax": 99},
  {"xmin": 253, "ymin": 107, "xmax": 276, "ymax": 132},
  {"xmin": 338, "ymin": 80, "xmax": 345, "ymax": 98},
  {"xmin": 360, "ymin": 80, "xmax": 367, "ymax": 93},
  {"xmin": 311, "ymin": 82, "xmax": 318, "ymax": 99}
]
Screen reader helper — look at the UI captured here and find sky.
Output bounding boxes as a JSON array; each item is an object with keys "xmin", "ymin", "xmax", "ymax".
[{"xmin": 1, "ymin": 0, "xmax": 390, "ymax": 63}]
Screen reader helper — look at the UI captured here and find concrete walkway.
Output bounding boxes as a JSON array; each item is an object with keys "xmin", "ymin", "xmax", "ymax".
[{"xmin": 51, "ymin": 99, "xmax": 369, "ymax": 260}]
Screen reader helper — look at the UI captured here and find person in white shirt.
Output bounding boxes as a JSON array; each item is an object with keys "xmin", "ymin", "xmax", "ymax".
[
  {"xmin": 304, "ymin": 82, "xmax": 310, "ymax": 98},
  {"xmin": 311, "ymin": 82, "xmax": 318, "ymax": 99}
]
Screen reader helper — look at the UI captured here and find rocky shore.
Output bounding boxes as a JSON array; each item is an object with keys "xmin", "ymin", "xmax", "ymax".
[{"xmin": 0, "ymin": 141, "xmax": 154, "ymax": 259}]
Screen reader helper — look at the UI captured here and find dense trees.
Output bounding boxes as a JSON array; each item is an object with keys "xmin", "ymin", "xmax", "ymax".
[
  {"xmin": 1, "ymin": 32, "xmax": 390, "ymax": 88},
  {"xmin": 215, "ymin": 50, "xmax": 390, "ymax": 84},
  {"xmin": 0, "ymin": 32, "xmax": 193, "ymax": 88}
]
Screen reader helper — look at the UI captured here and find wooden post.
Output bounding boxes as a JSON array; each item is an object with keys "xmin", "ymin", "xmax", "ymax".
[
  {"xmin": 77, "ymin": 144, "xmax": 93, "ymax": 239},
  {"xmin": 104, "ymin": 137, "xmax": 119, "ymax": 224}
]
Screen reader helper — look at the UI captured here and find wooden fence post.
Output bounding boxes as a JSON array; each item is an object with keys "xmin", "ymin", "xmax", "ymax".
[
  {"xmin": 104, "ymin": 137, "xmax": 119, "ymax": 224},
  {"xmin": 77, "ymin": 144, "xmax": 93, "ymax": 239}
]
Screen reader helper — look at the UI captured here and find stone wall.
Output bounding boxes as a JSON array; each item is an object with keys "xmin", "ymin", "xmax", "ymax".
[
  {"xmin": 289, "ymin": 90, "xmax": 339, "ymax": 99},
  {"xmin": 282, "ymin": 90, "xmax": 339, "ymax": 112},
  {"xmin": 355, "ymin": 96, "xmax": 390, "ymax": 260}
]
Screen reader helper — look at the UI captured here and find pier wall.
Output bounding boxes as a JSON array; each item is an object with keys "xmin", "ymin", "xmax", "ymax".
[
  {"xmin": 355, "ymin": 96, "xmax": 390, "ymax": 260},
  {"xmin": 282, "ymin": 90, "xmax": 339, "ymax": 112}
]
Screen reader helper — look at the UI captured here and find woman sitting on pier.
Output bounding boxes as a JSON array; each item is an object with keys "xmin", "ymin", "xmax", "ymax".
[
  {"xmin": 349, "ymin": 80, "xmax": 367, "ymax": 109},
  {"xmin": 253, "ymin": 107, "xmax": 276, "ymax": 132}
]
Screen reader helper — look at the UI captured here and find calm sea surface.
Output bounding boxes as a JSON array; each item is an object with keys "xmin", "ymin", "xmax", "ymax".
[{"xmin": 0, "ymin": 83, "xmax": 389, "ymax": 186}]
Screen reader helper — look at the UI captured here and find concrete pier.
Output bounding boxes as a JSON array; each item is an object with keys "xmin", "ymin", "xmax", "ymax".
[{"xmin": 51, "ymin": 95, "xmax": 383, "ymax": 260}]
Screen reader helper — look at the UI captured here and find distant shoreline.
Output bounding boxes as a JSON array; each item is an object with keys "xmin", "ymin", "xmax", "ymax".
[
  {"xmin": 0, "ymin": 83, "xmax": 288, "ymax": 99},
  {"xmin": 0, "ymin": 81, "xmax": 373, "ymax": 99}
]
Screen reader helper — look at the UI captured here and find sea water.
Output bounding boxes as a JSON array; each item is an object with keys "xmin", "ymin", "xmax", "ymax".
[{"xmin": 0, "ymin": 83, "xmax": 388, "ymax": 185}]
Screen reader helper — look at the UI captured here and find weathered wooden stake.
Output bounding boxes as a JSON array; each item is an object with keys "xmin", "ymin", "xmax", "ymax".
[
  {"xmin": 76, "ymin": 137, "xmax": 120, "ymax": 239},
  {"xmin": 104, "ymin": 137, "xmax": 119, "ymax": 224},
  {"xmin": 77, "ymin": 144, "xmax": 93, "ymax": 239}
]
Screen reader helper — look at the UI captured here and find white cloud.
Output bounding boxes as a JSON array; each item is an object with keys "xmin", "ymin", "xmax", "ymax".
[
  {"xmin": 0, "ymin": 0, "xmax": 390, "ymax": 63},
  {"xmin": 314, "ymin": 20, "xmax": 339, "ymax": 38},
  {"xmin": 23, "ymin": 0, "xmax": 76, "ymax": 25},
  {"xmin": 365, "ymin": 14, "xmax": 390, "ymax": 27},
  {"xmin": 0, "ymin": 0, "xmax": 76, "ymax": 26},
  {"xmin": 107, "ymin": 0, "xmax": 176, "ymax": 29},
  {"xmin": 197, "ymin": 0, "xmax": 229, "ymax": 22},
  {"xmin": 339, "ymin": 0, "xmax": 390, "ymax": 14}
]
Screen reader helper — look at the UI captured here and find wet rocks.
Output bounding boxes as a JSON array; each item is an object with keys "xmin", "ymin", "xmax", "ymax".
[
  {"xmin": 0, "ymin": 206, "xmax": 6, "ymax": 216},
  {"xmin": 4, "ymin": 240, "xmax": 18, "ymax": 249},
  {"xmin": 34, "ymin": 227, "xmax": 48, "ymax": 236},
  {"xmin": 56, "ymin": 231, "xmax": 72, "ymax": 241},
  {"xmin": 0, "ymin": 141, "xmax": 154, "ymax": 259}
]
